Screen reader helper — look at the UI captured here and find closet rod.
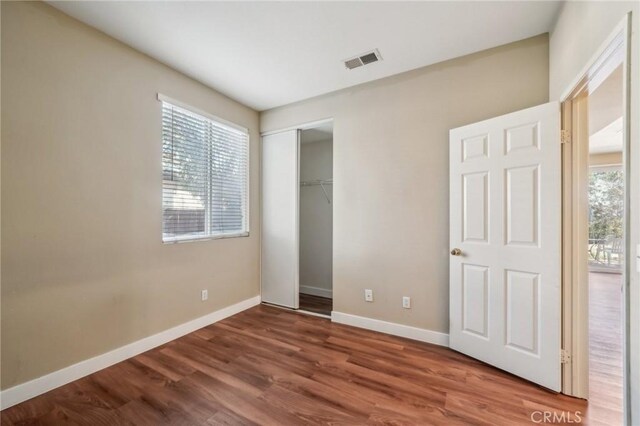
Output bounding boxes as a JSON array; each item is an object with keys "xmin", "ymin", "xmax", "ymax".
[
  {"xmin": 300, "ymin": 179, "xmax": 332, "ymax": 204},
  {"xmin": 300, "ymin": 178, "xmax": 333, "ymax": 186}
]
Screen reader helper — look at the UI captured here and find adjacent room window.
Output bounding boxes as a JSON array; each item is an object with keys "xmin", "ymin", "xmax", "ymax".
[{"xmin": 161, "ymin": 97, "xmax": 249, "ymax": 242}]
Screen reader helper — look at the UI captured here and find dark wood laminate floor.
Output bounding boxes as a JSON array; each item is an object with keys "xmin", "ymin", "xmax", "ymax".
[
  {"xmin": 299, "ymin": 293, "xmax": 332, "ymax": 316},
  {"xmin": 2, "ymin": 304, "xmax": 588, "ymax": 425},
  {"xmin": 589, "ymin": 272, "xmax": 623, "ymax": 425}
]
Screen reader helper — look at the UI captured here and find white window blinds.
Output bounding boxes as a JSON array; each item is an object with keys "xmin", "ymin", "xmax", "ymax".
[{"xmin": 161, "ymin": 98, "xmax": 249, "ymax": 242}]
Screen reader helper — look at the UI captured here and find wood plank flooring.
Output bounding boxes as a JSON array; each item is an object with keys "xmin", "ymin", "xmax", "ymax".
[
  {"xmin": 2, "ymin": 304, "xmax": 589, "ymax": 425},
  {"xmin": 589, "ymin": 272, "xmax": 623, "ymax": 425},
  {"xmin": 299, "ymin": 293, "xmax": 332, "ymax": 316}
]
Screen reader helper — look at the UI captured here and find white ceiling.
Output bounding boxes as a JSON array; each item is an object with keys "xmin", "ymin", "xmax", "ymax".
[
  {"xmin": 49, "ymin": 1, "xmax": 562, "ymax": 111},
  {"xmin": 589, "ymin": 65, "xmax": 623, "ymax": 135},
  {"xmin": 590, "ymin": 117, "xmax": 623, "ymax": 154},
  {"xmin": 589, "ymin": 63, "xmax": 623, "ymax": 154}
]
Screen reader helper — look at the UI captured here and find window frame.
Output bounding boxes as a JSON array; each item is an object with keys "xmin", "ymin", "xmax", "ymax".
[{"xmin": 158, "ymin": 93, "xmax": 250, "ymax": 244}]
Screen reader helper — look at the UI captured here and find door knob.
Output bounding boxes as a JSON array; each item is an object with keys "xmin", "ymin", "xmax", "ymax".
[{"xmin": 451, "ymin": 248, "xmax": 462, "ymax": 256}]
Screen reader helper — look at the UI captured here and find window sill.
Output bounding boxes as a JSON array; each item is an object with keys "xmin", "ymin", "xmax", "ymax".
[{"xmin": 162, "ymin": 231, "xmax": 250, "ymax": 244}]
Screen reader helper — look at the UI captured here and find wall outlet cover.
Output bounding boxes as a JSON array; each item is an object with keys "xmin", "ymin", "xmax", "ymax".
[
  {"xmin": 364, "ymin": 289, "xmax": 374, "ymax": 302},
  {"xmin": 402, "ymin": 296, "xmax": 411, "ymax": 309}
]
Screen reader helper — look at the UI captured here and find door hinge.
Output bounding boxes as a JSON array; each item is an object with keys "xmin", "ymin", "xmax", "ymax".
[
  {"xmin": 560, "ymin": 129, "xmax": 571, "ymax": 144},
  {"xmin": 561, "ymin": 349, "xmax": 572, "ymax": 364}
]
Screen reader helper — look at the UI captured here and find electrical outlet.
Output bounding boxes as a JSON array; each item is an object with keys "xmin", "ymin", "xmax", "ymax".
[
  {"xmin": 201, "ymin": 289, "xmax": 208, "ymax": 301},
  {"xmin": 402, "ymin": 296, "xmax": 411, "ymax": 309},
  {"xmin": 364, "ymin": 289, "xmax": 374, "ymax": 302}
]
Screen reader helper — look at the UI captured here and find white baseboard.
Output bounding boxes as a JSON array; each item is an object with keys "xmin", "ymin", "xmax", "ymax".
[
  {"xmin": 0, "ymin": 295, "xmax": 261, "ymax": 410},
  {"xmin": 331, "ymin": 311, "xmax": 449, "ymax": 347},
  {"xmin": 299, "ymin": 285, "xmax": 333, "ymax": 298}
]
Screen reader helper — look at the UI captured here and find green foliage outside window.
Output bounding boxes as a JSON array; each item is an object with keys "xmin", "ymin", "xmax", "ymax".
[{"xmin": 588, "ymin": 170, "xmax": 623, "ymax": 240}]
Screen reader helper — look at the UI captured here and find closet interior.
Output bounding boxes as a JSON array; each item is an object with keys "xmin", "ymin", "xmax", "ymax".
[{"xmin": 298, "ymin": 124, "xmax": 333, "ymax": 316}]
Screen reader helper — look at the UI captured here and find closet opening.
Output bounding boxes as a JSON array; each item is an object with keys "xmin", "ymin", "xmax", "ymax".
[{"xmin": 298, "ymin": 123, "xmax": 333, "ymax": 316}]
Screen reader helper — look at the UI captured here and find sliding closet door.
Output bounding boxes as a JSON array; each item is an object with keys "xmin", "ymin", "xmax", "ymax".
[{"xmin": 261, "ymin": 130, "xmax": 300, "ymax": 308}]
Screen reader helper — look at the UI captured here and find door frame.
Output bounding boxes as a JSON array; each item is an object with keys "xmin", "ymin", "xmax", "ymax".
[
  {"xmin": 259, "ymin": 117, "xmax": 334, "ymax": 310},
  {"xmin": 559, "ymin": 14, "xmax": 631, "ymax": 420},
  {"xmin": 261, "ymin": 118, "xmax": 334, "ymax": 137}
]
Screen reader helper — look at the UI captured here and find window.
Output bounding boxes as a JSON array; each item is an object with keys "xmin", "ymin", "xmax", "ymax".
[{"xmin": 160, "ymin": 96, "xmax": 249, "ymax": 242}]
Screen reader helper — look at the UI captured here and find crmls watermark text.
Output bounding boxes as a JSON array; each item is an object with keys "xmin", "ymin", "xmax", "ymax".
[{"xmin": 530, "ymin": 411, "xmax": 583, "ymax": 424}]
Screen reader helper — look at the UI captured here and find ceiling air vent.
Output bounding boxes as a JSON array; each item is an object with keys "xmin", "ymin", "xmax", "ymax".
[
  {"xmin": 345, "ymin": 57, "xmax": 364, "ymax": 70},
  {"xmin": 344, "ymin": 49, "xmax": 382, "ymax": 70}
]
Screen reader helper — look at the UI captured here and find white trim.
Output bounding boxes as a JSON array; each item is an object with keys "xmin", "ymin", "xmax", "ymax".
[
  {"xmin": 157, "ymin": 93, "xmax": 249, "ymax": 134},
  {"xmin": 294, "ymin": 130, "xmax": 301, "ymax": 309},
  {"xmin": 246, "ymin": 130, "xmax": 252, "ymax": 235},
  {"xmin": 558, "ymin": 15, "xmax": 632, "ymax": 417},
  {"xmin": 260, "ymin": 118, "xmax": 333, "ymax": 137},
  {"xmin": 558, "ymin": 17, "xmax": 628, "ymax": 101},
  {"xmin": 331, "ymin": 311, "xmax": 449, "ymax": 347},
  {"xmin": 299, "ymin": 285, "xmax": 333, "ymax": 298},
  {"xmin": 0, "ymin": 295, "xmax": 261, "ymax": 410}
]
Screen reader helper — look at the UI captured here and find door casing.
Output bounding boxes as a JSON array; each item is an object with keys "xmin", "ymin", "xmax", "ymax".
[{"xmin": 559, "ymin": 15, "xmax": 631, "ymax": 422}]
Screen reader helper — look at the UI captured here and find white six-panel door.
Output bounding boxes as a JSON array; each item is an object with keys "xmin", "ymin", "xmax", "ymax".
[
  {"xmin": 449, "ymin": 102, "xmax": 561, "ymax": 391},
  {"xmin": 261, "ymin": 130, "xmax": 300, "ymax": 309}
]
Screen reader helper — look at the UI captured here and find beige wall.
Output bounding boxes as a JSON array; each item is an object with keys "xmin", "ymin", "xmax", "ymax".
[
  {"xmin": 549, "ymin": 1, "xmax": 640, "ymax": 419},
  {"xmin": 1, "ymin": 1, "xmax": 260, "ymax": 389},
  {"xmin": 262, "ymin": 35, "xmax": 549, "ymax": 333},
  {"xmin": 590, "ymin": 152, "xmax": 623, "ymax": 167},
  {"xmin": 299, "ymin": 138, "xmax": 333, "ymax": 296}
]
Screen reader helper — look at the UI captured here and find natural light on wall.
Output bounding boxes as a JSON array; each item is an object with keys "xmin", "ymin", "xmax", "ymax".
[{"xmin": 160, "ymin": 96, "xmax": 249, "ymax": 243}]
